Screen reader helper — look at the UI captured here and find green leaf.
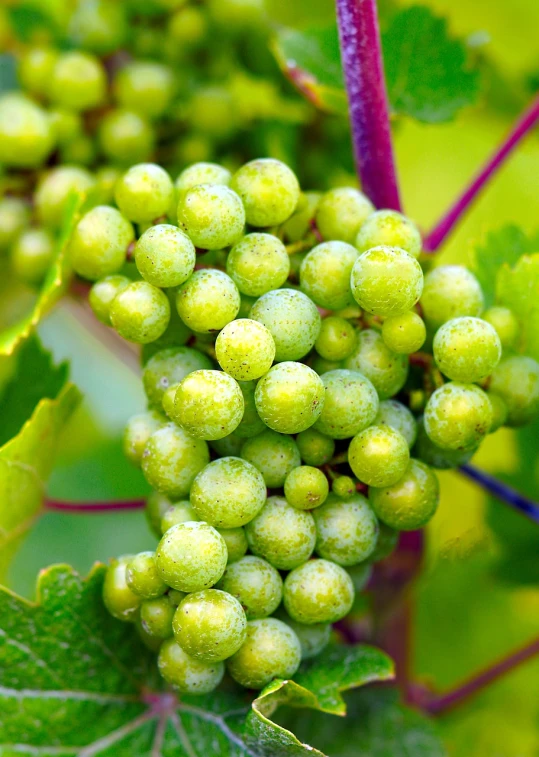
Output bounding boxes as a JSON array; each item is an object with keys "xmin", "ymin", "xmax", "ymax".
[
  {"xmin": 7, "ymin": 4, "xmax": 57, "ymax": 43},
  {"xmin": 0, "ymin": 565, "xmax": 394, "ymax": 756},
  {"xmin": 496, "ymin": 252, "xmax": 539, "ymax": 360}
]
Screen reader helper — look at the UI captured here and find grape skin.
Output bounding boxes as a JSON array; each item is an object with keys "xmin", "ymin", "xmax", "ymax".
[
  {"xmin": 155, "ymin": 521, "xmax": 228, "ymax": 593},
  {"xmin": 110, "ymin": 281, "xmax": 171, "ymax": 344},
  {"xmin": 348, "ymin": 425, "xmax": 410, "ymax": 487},
  {"xmin": 283, "ymin": 559, "xmax": 355, "ymax": 624},
  {"xmin": 344, "ymin": 329, "xmax": 408, "ymax": 400},
  {"xmin": 240, "ymin": 429, "xmax": 301, "ymax": 487},
  {"xmin": 226, "ymin": 233, "xmax": 290, "ymax": 296},
  {"xmin": 177, "ymin": 183, "xmax": 246, "ymax": 249},
  {"xmin": 176, "ymin": 269, "xmax": 240, "ymax": 334},
  {"xmin": 172, "ymin": 370, "xmax": 244, "ymax": 441},
  {"xmin": 135, "ymin": 224, "xmax": 196, "ymax": 288},
  {"xmin": 215, "ymin": 318, "xmax": 275, "ymax": 380},
  {"xmin": 355, "ymin": 209, "xmax": 422, "ymax": 258},
  {"xmin": 489, "ymin": 355, "xmax": 539, "ymax": 426},
  {"xmin": 369, "ymin": 459, "xmax": 439, "ymax": 531},
  {"xmin": 300, "ymin": 241, "xmax": 358, "ymax": 310},
  {"xmin": 313, "ymin": 369, "xmax": 379, "ymax": 440},
  {"xmin": 141, "ymin": 424, "xmax": 209, "ymax": 499},
  {"xmin": 315, "ymin": 187, "xmax": 374, "ymax": 244},
  {"xmin": 424, "ymin": 382, "xmax": 493, "ymax": 451},
  {"xmin": 350, "ymin": 245, "xmax": 423, "ymax": 317},
  {"xmin": 158, "ymin": 638, "xmax": 224, "ymax": 694},
  {"xmin": 433, "ymin": 317, "xmax": 501, "ymax": 383},
  {"xmin": 217, "ymin": 555, "xmax": 283, "ymax": 619},
  {"xmin": 230, "ymin": 158, "xmax": 300, "ymax": 227},
  {"xmin": 142, "ymin": 346, "xmax": 213, "ymax": 407},
  {"xmin": 70, "ymin": 206, "xmax": 134, "ymax": 281},
  {"xmin": 420, "ymin": 265, "xmax": 484, "ymax": 330},
  {"xmin": 313, "ymin": 493, "xmax": 379, "ymax": 566},
  {"xmin": 255, "ymin": 361, "xmax": 325, "ymax": 434}
]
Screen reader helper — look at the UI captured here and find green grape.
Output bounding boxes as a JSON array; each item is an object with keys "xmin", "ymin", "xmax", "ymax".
[
  {"xmin": 126, "ymin": 551, "xmax": 167, "ymax": 598},
  {"xmin": 250, "ymin": 289, "xmax": 321, "ymax": 362},
  {"xmin": 176, "ymin": 133, "xmax": 212, "ymax": 165},
  {"xmin": 332, "ymin": 475, "xmax": 356, "ymax": 499},
  {"xmin": 216, "ymin": 527, "xmax": 248, "ymax": 563},
  {"xmin": 141, "ymin": 299, "xmax": 192, "ymax": 364},
  {"xmin": 89, "ymin": 275, "xmax": 130, "ymax": 325},
  {"xmin": 433, "ymin": 317, "xmax": 501, "ymax": 383},
  {"xmin": 142, "ymin": 346, "xmax": 212, "ymax": 407},
  {"xmin": 296, "ymin": 428, "xmax": 335, "ymax": 467},
  {"xmin": 155, "ymin": 521, "xmax": 227, "ymax": 592},
  {"xmin": 136, "ymin": 616, "xmax": 164, "ymax": 652},
  {"xmin": 209, "ymin": 433, "xmax": 244, "ymax": 458},
  {"xmin": 207, "ymin": 0, "xmax": 264, "ymax": 28},
  {"xmin": 123, "ymin": 409, "xmax": 166, "ymax": 466},
  {"xmin": 374, "ymin": 399, "xmax": 417, "ymax": 448},
  {"xmin": 0, "ymin": 197, "xmax": 30, "ymax": 251},
  {"xmin": 215, "ymin": 319, "xmax": 275, "ymax": 380},
  {"xmin": 369, "ymin": 521, "xmax": 399, "ymax": 561},
  {"xmin": 482, "ymin": 306, "xmax": 519, "ymax": 350},
  {"xmin": 314, "ymin": 369, "xmax": 379, "ymax": 439},
  {"xmin": 420, "ymin": 265, "xmax": 484, "ymax": 330},
  {"xmin": 230, "ymin": 158, "xmax": 300, "ymax": 227},
  {"xmin": 172, "ymin": 589, "xmax": 247, "ymax": 661},
  {"xmin": 140, "ymin": 596, "xmax": 175, "ymax": 639},
  {"xmin": 99, "ymin": 109, "xmax": 155, "ymax": 164},
  {"xmin": 145, "ymin": 491, "xmax": 173, "ymax": 537},
  {"xmin": 382, "ymin": 311, "xmax": 426, "ymax": 354},
  {"xmin": 315, "ymin": 187, "xmax": 373, "ymax": 244},
  {"xmin": 217, "ymin": 556, "xmax": 282, "ymax": 619},
  {"xmin": 349, "ymin": 425, "xmax": 410, "ymax": 487},
  {"xmin": 275, "ymin": 608, "xmax": 331, "ymax": 660},
  {"xmin": 355, "ymin": 210, "xmax": 422, "ymax": 258},
  {"xmin": 413, "ymin": 417, "xmax": 476, "ymax": 470},
  {"xmin": 0, "ymin": 93, "xmax": 54, "ymax": 168},
  {"xmin": 70, "ymin": 206, "xmax": 134, "ymax": 281},
  {"xmin": 187, "ymin": 86, "xmax": 236, "ymax": 140},
  {"xmin": 312, "ymin": 355, "xmax": 342, "ymax": 374},
  {"xmin": 50, "ymin": 51, "xmax": 106, "ymax": 111},
  {"xmin": 18, "ymin": 46, "xmax": 57, "ymax": 97},
  {"xmin": 49, "ymin": 107, "xmax": 83, "ymax": 146},
  {"xmin": 424, "ymin": 382, "xmax": 492, "ymax": 450},
  {"xmin": 240, "ymin": 429, "xmax": 300, "ymax": 487},
  {"xmin": 283, "ymin": 559, "xmax": 354, "ymax": 624},
  {"xmin": 60, "ymin": 133, "xmax": 96, "ymax": 166},
  {"xmin": 135, "ymin": 225, "xmax": 195, "ymax": 288},
  {"xmin": 115, "ymin": 61, "xmax": 174, "ymax": 120},
  {"xmin": 300, "ymin": 241, "xmax": 358, "ymax": 309},
  {"xmin": 315, "ymin": 317, "xmax": 357, "ymax": 362},
  {"xmin": 226, "ymin": 233, "xmax": 290, "ymax": 296},
  {"xmin": 488, "ymin": 393, "xmax": 508, "ymax": 433},
  {"xmin": 245, "ymin": 495, "xmax": 316, "ymax": 570},
  {"xmin": 177, "ymin": 184, "xmax": 245, "ymax": 250},
  {"xmin": 172, "ymin": 370, "xmax": 244, "ymax": 440},
  {"xmin": 11, "ymin": 228, "xmax": 54, "ymax": 285},
  {"xmin": 35, "ymin": 166, "xmax": 95, "ymax": 229},
  {"xmin": 284, "ymin": 466, "xmax": 329, "ymax": 510},
  {"xmin": 68, "ymin": 0, "xmax": 127, "ymax": 53},
  {"xmin": 167, "ymin": 590, "xmax": 187, "ymax": 607},
  {"xmin": 175, "ymin": 162, "xmax": 231, "ymax": 198},
  {"xmin": 142, "ymin": 423, "xmax": 209, "ymax": 498},
  {"xmin": 282, "ymin": 191, "xmax": 321, "ymax": 243},
  {"xmin": 115, "ymin": 164, "xmax": 174, "ymax": 224},
  {"xmin": 110, "ymin": 281, "xmax": 170, "ymax": 344},
  {"xmin": 313, "ymin": 493, "xmax": 378, "ymax": 565},
  {"xmin": 255, "ymin": 361, "xmax": 325, "ymax": 434},
  {"xmin": 158, "ymin": 638, "xmax": 224, "ymax": 694},
  {"xmin": 103, "ymin": 556, "xmax": 141, "ymax": 622},
  {"xmin": 160, "ymin": 501, "xmax": 199, "ymax": 534},
  {"xmin": 489, "ymin": 355, "xmax": 539, "ymax": 426},
  {"xmin": 235, "ymin": 381, "xmax": 266, "ymax": 438},
  {"xmin": 168, "ymin": 6, "xmax": 208, "ymax": 47},
  {"xmin": 344, "ymin": 329, "xmax": 408, "ymax": 400},
  {"xmin": 369, "ymin": 459, "xmax": 439, "ymax": 531},
  {"xmin": 347, "ymin": 563, "xmax": 373, "ymax": 592},
  {"xmin": 176, "ymin": 269, "xmax": 240, "ymax": 333},
  {"xmin": 190, "ymin": 456, "xmax": 266, "ymax": 527},
  {"xmin": 351, "ymin": 246, "xmax": 423, "ymax": 317},
  {"xmin": 227, "ymin": 618, "xmax": 301, "ymax": 690}
]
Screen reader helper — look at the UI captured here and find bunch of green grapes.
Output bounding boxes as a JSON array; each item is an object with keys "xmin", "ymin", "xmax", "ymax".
[{"xmin": 65, "ymin": 154, "xmax": 539, "ymax": 694}]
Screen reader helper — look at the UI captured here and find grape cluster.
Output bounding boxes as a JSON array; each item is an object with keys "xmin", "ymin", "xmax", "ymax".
[{"xmin": 68, "ymin": 154, "xmax": 538, "ymax": 695}]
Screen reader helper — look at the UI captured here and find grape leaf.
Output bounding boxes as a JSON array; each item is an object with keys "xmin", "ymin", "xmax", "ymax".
[
  {"xmin": 7, "ymin": 4, "xmax": 58, "ymax": 43},
  {"xmin": 272, "ymin": 7, "xmax": 479, "ymax": 122},
  {"xmin": 496, "ymin": 252, "xmax": 539, "ymax": 361},
  {"xmin": 0, "ymin": 564, "xmax": 394, "ymax": 756}
]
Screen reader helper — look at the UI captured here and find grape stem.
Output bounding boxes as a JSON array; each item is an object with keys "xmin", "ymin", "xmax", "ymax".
[
  {"xmin": 46, "ymin": 498, "xmax": 146, "ymax": 513},
  {"xmin": 423, "ymin": 93, "xmax": 539, "ymax": 252},
  {"xmin": 335, "ymin": 0, "xmax": 402, "ymax": 210},
  {"xmin": 459, "ymin": 463, "xmax": 539, "ymax": 525}
]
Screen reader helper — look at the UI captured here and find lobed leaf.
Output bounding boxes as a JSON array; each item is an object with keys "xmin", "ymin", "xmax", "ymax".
[{"xmin": 496, "ymin": 252, "xmax": 539, "ymax": 361}]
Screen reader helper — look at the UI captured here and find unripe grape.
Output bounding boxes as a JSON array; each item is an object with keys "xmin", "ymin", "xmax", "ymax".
[
  {"xmin": 187, "ymin": 86, "xmax": 236, "ymax": 140},
  {"xmin": 50, "ymin": 52, "xmax": 106, "ymax": 111},
  {"xmin": 275, "ymin": 608, "xmax": 331, "ymax": 660},
  {"xmin": 140, "ymin": 596, "xmax": 175, "ymax": 639},
  {"xmin": 245, "ymin": 495, "xmax": 316, "ymax": 570},
  {"xmin": 142, "ymin": 424, "xmax": 209, "ymax": 498},
  {"xmin": 0, "ymin": 197, "xmax": 30, "ymax": 251},
  {"xmin": 226, "ymin": 233, "xmax": 290, "ymax": 296},
  {"xmin": 176, "ymin": 269, "xmax": 240, "ymax": 333},
  {"xmin": 135, "ymin": 225, "xmax": 195, "ymax": 288},
  {"xmin": 160, "ymin": 501, "xmax": 199, "ymax": 534},
  {"xmin": 482, "ymin": 306, "xmax": 519, "ymax": 350},
  {"xmin": 314, "ymin": 369, "xmax": 379, "ymax": 439},
  {"xmin": 240, "ymin": 429, "xmax": 300, "ymax": 487},
  {"xmin": 210, "ymin": 433, "xmax": 244, "ymax": 458},
  {"xmin": 173, "ymin": 589, "xmax": 247, "ymax": 662},
  {"xmin": 110, "ymin": 281, "xmax": 170, "ymax": 344},
  {"xmin": 424, "ymin": 382, "xmax": 492, "ymax": 450},
  {"xmin": 215, "ymin": 319, "xmax": 275, "ymax": 380},
  {"xmin": 250, "ymin": 289, "xmax": 321, "ymax": 362},
  {"xmin": 175, "ymin": 162, "xmax": 231, "ymax": 197},
  {"xmin": 103, "ymin": 557, "xmax": 141, "ymax": 622},
  {"xmin": 315, "ymin": 317, "xmax": 357, "ymax": 362},
  {"xmin": 126, "ymin": 551, "xmax": 167, "ymax": 599},
  {"xmin": 235, "ymin": 381, "xmax": 266, "ymax": 438},
  {"xmin": 413, "ymin": 418, "xmax": 476, "ymax": 470},
  {"xmin": 227, "ymin": 618, "xmax": 301, "ymax": 690},
  {"xmin": 284, "ymin": 466, "xmax": 329, "ymax": 510},
  {"xmin": 158, "ymin": 638, "xmax": 224, "ymax": 694},
  {"xmin": 207, "ymin": 0, "xmax": 265, "ymax": 29},
  {"xmin": 145, "ymin": 491, "xmax": 173, "ymax": 537},
  {"xmin": 68, "ymin": 0, "xmax": 127, "ymax": 53},
  {"xmin": 300, "ymin": 241, "xmax": 358, "ymax": 310},
  {"xmin": 315, "ymin": 187, "xmax": 374, "ymax": 244},
  {"xmin": 123, "ymin": 410, "xmax": 166, "ymax": 466},
  {"xmin": 167, "ymin": 590, "xmax": 187, "ymax": 607},
  {"xmin": 283, "ymin": 559, "xmax": 354, "ymax": 624},
  {"xmin": 0, "ymin": 93, "xmax": 54, "ymax": 168},
  {"xmin": 344, "ymin": 329, "xmax": 409, "ymax": 400},
  {"xmin": 172, "ymin": 370, "xmax": 244, "ymax": 440},
  {"xmin": 49, "ymin": 108, "xmax": 83, "ymax": 146},
  {"xmin": 142, "ymin": 346, "xmax": 212, "ymax": 408},
  {"xmin": 99, "ymin": 109, "xmax": 155, "ymax": 164},
  {"xmin": 282, "ymin": 191, "xmax": 321, "ymax": 243},
  {"xmin": 369, "ymin": 459, "xmax": 439, "ymax": 531},
  {"xmin": 355, "ymin": 210, "xmax": 422, "ymax": 258},
  {"xmin": 369, "ymin": 521, "xmax": 399, "ymax": 561},
  {"xmin": 18, "ymin": 46, "xmax": 58, "ymax": 97},
  {"xmin": 420, "ymin": 266, "xmax": 484, "ymax": 330},
  {"xmin": 332, "ymin": 475, "xmax": 356, "ymax": 499},
  {"xmin": 296, "ymin": 428, "xmax": 335, "ymax": 466},
  {"xmin": 115, "ymin": 164, "xmax": 174, "ymax": 224},
  {"xmin": 70, "ymin": 206, "xmax": 134, "ymax": 281},
  {"xmin": 168, "ymin": 6, "xmax": 208, "ymax": 47},
  {"xmin": 255, "ymin": 361, "xmax": 325, "ymax": 434},
  {"xmin": 489, "ymin": 356, "xmax": 539, "ymax": 426},
  {"xmin": 94, "ymin": 166, "xmax": 122, "ymax": 205},
  {"xmin": 115, "ymin": 61, "xmax": 174, "ymax": 120},
  {"xmin": 349, "ymin": 425, "xmax": 410, "ymax": 487},
  {"xmin": 216, "ymin": 527, "xmax": 248, "ymax": 563},
  {"xmin": 351, "ymin": 246, "xmax": 423, "ymax": 317},
  {"xmin": 11, "ymin": 228, "xmax": 54, "ymax": 285},
  {"xmin": 89, "ymin": 276, "xmax": 130, "ymax": 325},
  {"xmin": 488, "ymin": 392, "xmax": 509, "ymax": 433},
  {"xmin": 35, "ymin": 166, "xmax": 95, "ymax": 229},
  {"xmin": 61, "ymin": 133, "xmax": 96, "ymax": 166},
  {"xmin": 433, "ymin": 317, "xmax": 501, "ymax": 383},
  {"xmin": 230, "ymin": 158, "xmax": 300, "ymax": 227},
  {"xmin": 177, "ymin": 184, "xmax": 245, "ymax": 249},
  {"xmin": 313, "ymin": 493, "xmax": 378, "ymax": 565},
  {"xmin": 155, "ymin": 521, "xmax": 227, "ymax": 592},
  {"xmin": 382, "ymin": 311, "xmax": 426, "ymax": 354},
  {"xmin": 375, "ymin": 400, "xmax": 417, "ymax": 448},
  {"xmin": 217, "ymin": 556, "xmax": 282, "ymax": 619}
]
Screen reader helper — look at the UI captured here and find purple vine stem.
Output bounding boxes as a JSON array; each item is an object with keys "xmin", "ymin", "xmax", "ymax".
[
  {"xmin": 423, "ymin": 93, "xmax": 539, "ymax": 252},
  {"xmin": 459, "ymin": 464, "xmax": 539, "ymax": 525},
  {"xmin": 335, "ymin": 0, "xmax": 402, "ymax": 210},
  {"xmin": 46, "ymin": 498, "xmax": 146, "ymax": 513}
]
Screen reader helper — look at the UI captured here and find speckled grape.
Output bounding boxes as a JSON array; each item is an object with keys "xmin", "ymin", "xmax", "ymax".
[
  {"xmin": 283, "ymin": 559, "xmax": 354, "ymax": 624},
  {"xmin": 344, "ymin": 329, "xmax": 408, "ymax": 399},
  {"xmin": 142, "ymin": 346, "xmax": 213, "ymax": 408},
  {"xmin": 215, "ymin": 319, "xmax": 275, "ymax": 380},
  {"xmin": 349, "ymin": 425, "xmax": 410, "ymax": 487},
  {"xmin": 155, "ymin": 521, "xmax": 227, "ymax": 592},
  {"xmin": 284, "ymin": 466, "xmax": 329, "ymax": 510},
  {"xmin": 230, "ymin": 158, "xmax": 300, "ymax": 227},
  {"xmin": 300, "ymin": 241, "xmax": 358, "ymax": 310},
  {"xmin": 135, "ymin": 224, "xmax": 196, "ymax": 288},
  {"xmin": 420, "ymin": 266, "xmax": 484, "ymax": 330},
  {"xmin": 355, "ymin": 210, "xmax": 422, "ymax": 258},
  {"xmin": 158, "ymin": 638, "xmax": 224, "ymax": 694},
  {"xmin": 374, "ymin": 400, "xmax": 417, "ymax": 448},
  {"xmin": 255, "ymin": 361, "xmax": 325, "ymax": 434},
  {"xmin": 172, "ymin": 370, "xmax": 244, "ymax": 440},
  {"xmin": 226, "ymin": 233, "xmax": 290, "ymax": 296},
  {"xmin": 382, "ymin": 311, "xmax": 426, "ymax": 354},
  {"xmin": 315, "ymin": 187, "xmax": 374, "ymax": 244},
  {"xmin": 217, "ymin": 556, "xmax": 283, "ymax": 619},
  {"xmin": 70, "ymin": 205, "xmax": 134, "ymax": 281},
  {"xmin": 240, "ymin": 429, "xmax": 300, "ymax": 487},
  {"xmin": 369, "ymin": 459, "xmax": 439, "ymax": 531},
  {"xmin": 176, "ymin": 269, "xmax": 240, "ymax": 333},
  {"xmin": 351, "ymin": 246, "xmax": 423, "ymax": 317},
  {"xmin": 110, "ymin": 281, "xmax": 170, "ymax": 344},
  {"xmin": 314, "ymin": 369, "xmax": 379, "ymax": 439},
  {"xmin": 424, "ymin": 382, "xmax": 492, "ymax": 450},
  {"xmin": 142, "ymin": 424, "xmax": 209, "ymax": 498},
  {"xmin": 177, "ymin": 184, "xmax": 245, "ymax": 249},
  {"xmin": 315, "ymin": 317, "xmax": 357, "ymax": 362},
  {"xmin": 313, "ymin": 493, "xmax": 378, "ymax": 565},
  {"xmin": 433, "ymin": 317, "xmax": 501, "ymax": 383},
  {"xmin": 489, "ymin": 356, "xmax": 539, "ymax": 426}
]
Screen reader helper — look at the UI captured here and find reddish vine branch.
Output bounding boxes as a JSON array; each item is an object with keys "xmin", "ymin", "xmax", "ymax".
[
  {"xmin": 423, "ymin": 94, "xmax": 539, "ymax": 251},
  {"xmin": 335, "ymin": 0, "xmax": 402, "ymax": 210},
  {"xmin": 46, "ymin": 498, "xmax": 146, "ymax": 513}
]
